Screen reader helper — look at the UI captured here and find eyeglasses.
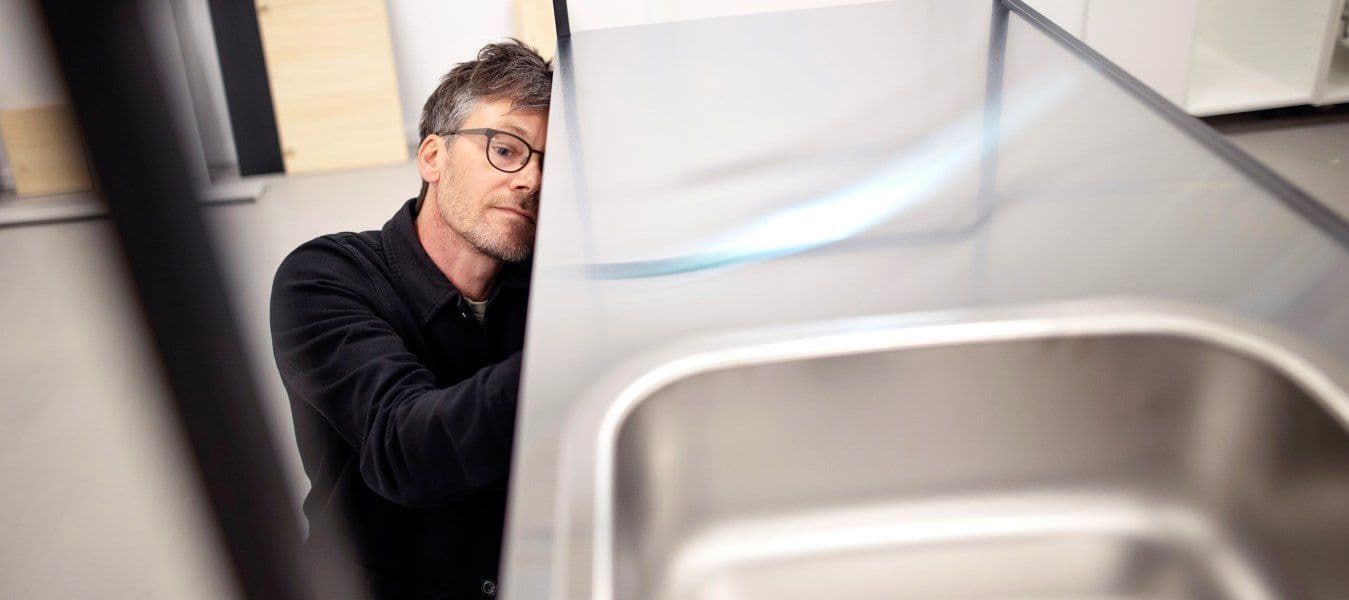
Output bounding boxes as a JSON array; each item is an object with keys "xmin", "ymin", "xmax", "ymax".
[{"xmin": 446, "ymin": 128, "xmax": 545, "ymax": 173}]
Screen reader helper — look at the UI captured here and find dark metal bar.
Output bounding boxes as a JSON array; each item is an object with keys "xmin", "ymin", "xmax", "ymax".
[
  {"xmin": 553, "ymin": 0, "xmax": 571, "ymax": 39},
  {"xmin": 1001, "ymin": 0, "xmax": 1349, "ymax": 250},
  {"xmin": 35, "ymin": 3, "xmax": 356, "ymax": 599},
  {"xmin": 207, "ymin": 0, "xmax": 285, "ymax": 175}
]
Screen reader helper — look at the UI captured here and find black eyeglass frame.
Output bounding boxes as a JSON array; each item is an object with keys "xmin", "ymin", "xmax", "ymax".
[{"xmin": 447, "ymin": 128, "xmax": 545, "ymax": 173}]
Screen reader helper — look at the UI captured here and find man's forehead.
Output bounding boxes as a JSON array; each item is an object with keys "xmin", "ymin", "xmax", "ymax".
[
  {"xmin": 467, "ymin": 101, "xmax": 547, "ymax": 145},
  {"xmin": 494, "ymin": 120, "xmax": 533, "ymax": 137},
  {"xmin": 470, "ymin": 98, "xmax": 543, "ymax": 121}
]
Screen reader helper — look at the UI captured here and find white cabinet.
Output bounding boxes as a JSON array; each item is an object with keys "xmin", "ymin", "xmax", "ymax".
[
  {"xmin": 1085, "ymin": 0, "xmax": 1200, "ymax": 108},
  {"xmin": 1026, "ymin": 0, "xmax": 1349, "ymax": 115},
  {"xmin": 1324, "ymin": 0, "xmax": 1349, "ymax": 103}
]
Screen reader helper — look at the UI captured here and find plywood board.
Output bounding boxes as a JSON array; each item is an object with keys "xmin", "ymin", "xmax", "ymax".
[
  {"xmin": 255, "ymin": 0, "xmax": 408, "ymax": 174},
  {"xmin": 0, "ymin": 105, "xmax": 94, "ymax": 197},
  {"xmin": 513, "ymin": 0, "xmax": 557, "ymax": 62}
]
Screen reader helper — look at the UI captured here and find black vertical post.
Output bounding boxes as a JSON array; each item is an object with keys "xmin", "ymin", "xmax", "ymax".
[
  {"xmin": 553, "ymin": 0, "xmax": 571, "ymax": 39},
  {"xmin": 207, "ymin": 0, "xmax": 285, "ymax": 175},
  {"xmin": 35, "ymin": 3, "xmax": 356, "ymax": 599}
]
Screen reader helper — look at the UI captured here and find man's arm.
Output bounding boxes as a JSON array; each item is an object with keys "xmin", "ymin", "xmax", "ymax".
[{"xmin": 270, "ymin": 237, "xmax": 519, "ymax": 507}]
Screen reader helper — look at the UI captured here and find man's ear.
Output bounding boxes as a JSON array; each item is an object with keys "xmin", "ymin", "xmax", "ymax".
[{"xmin": 416, "ymin": 135, "xmax": 443, "ymax": 185}]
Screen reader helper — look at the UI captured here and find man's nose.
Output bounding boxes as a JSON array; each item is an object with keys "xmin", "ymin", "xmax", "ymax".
[{"xmin": 509, "ymin": 159, "xmax": 542, "ymax": 193}]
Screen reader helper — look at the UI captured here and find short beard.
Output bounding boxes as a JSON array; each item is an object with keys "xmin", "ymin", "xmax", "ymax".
[{"xmin": 436, "ymin": 176, "xmax": 536, "ymax": 263}]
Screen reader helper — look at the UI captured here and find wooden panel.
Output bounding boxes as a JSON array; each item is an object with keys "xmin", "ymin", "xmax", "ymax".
[
  {"xmin": 0, "ymin": 105, "xmax": 94, "ymax": 197},
  {"xmin": 513, "ymin": 0, "xmax": 557, "ymax": 62},
  {"xmin": 255, "ymin": 0, "xmax": 407, "ymax": 174}
]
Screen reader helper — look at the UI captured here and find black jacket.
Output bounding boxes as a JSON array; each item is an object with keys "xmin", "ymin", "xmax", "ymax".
[{"xmin": 270, "ymin": 198, "xmax": 530, "ymax": 599}]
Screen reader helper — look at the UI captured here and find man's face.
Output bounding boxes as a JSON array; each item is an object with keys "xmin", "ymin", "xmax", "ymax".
[{"xmin": 432, "ymin": 98, "xmax": 548, "ymax": 262}]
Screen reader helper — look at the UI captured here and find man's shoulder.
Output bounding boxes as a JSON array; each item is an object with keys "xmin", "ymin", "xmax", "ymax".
[
  {"xmin": 290, "ymin": 228, "xmax": 384, "ymax": 262},
  {"xmin": 270, "ymin": 228, "xmax": 398, "ymax": 338},
  {"xmin": 277, "ymin": 199, "xmax": 416, "ymax": 278},
  {"xmin": 273, "ymin": 228, "xmax": 388, "ymax": 291}
]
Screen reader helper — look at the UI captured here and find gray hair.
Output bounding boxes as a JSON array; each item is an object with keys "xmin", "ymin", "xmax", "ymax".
[{"xmin": 417, "ymin": 40, "xmax": 553, "ymax": 201}]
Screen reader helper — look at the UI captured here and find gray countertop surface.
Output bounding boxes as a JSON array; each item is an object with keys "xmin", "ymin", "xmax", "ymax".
[{"xmin": 502, "ymin": 2, "xmax": 1349, "ymax": 597}]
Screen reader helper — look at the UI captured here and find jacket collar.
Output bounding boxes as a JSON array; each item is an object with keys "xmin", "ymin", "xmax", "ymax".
[{"xmin": 381, "ymin": 198, "xmax": 532, "ymax": 325}]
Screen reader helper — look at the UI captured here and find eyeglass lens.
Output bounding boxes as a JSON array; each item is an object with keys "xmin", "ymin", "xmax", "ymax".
[{"xmin": 487, "ymin": 134, "xmax": 531, "ymax": 172}]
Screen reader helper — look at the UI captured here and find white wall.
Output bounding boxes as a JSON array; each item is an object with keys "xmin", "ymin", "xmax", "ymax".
[
  {"xmin": 386, "ymin": 1, "xmax": 515, "ymax": 144},
  {"xmin": 566, "ymin": 0, "xmax": 886, "ymax": 31},
  {"xmin": 0, "ymin": 219, "xmax": 238, "ymax": 600},
  {"xmin": 0, "ymin": 0, "xmax": 65, "ymax": 109}
]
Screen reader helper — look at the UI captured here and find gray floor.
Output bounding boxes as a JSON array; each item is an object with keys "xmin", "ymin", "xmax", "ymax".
[{"xmin": 1207, "ymin": 104, "xmax": 1349, "ymax": 221}]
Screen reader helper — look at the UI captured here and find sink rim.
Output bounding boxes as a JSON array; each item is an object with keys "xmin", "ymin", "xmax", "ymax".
[
  {"xmin": 660, "ymin": 488, "xmax": 1279, "ymax": 600},
  {"xmin": 550, "ymin": 298, "xmax": 1349, "ymax": 600}
]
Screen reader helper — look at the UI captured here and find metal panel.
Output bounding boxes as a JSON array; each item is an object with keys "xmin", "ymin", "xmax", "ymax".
[{"xmin": 503, "ymin": 0, "xmax": 1349, "ymax": 598}]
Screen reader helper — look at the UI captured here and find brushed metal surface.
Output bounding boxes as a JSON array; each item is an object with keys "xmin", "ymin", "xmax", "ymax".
[
  {"xmin": 502, "ymin": 1, "xmax": 1349, "ymax": 597},
  {"xmin": 608, "ymin": 329, "xmax": 1349, "ymax": 600}
]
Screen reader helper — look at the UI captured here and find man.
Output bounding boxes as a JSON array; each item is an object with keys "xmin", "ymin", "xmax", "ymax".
[{"xmin": 270, "ymin": 40, "xmax": 550, "ymax": 599}]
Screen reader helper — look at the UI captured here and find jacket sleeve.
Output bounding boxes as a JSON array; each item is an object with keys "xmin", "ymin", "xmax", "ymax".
[{"xmin": 270, "ymin": 237, "xmax": 519, "ymax": 507}]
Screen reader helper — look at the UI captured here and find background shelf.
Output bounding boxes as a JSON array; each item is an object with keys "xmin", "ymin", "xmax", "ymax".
[
  {"xmin": 1322, "ymin": 43, "xmax": 1349, "ymax": 104},
  {"xmin": 1187, "ymin": 42, "xmax": 1317, "ymax": 116}
]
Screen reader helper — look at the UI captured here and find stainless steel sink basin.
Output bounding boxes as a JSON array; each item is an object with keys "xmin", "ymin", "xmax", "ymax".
[{"xmin": 558, "ymin": 305, "xmax": 1349, "ymax": 600}]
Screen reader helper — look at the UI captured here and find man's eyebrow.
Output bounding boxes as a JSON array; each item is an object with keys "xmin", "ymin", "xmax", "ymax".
[{"xmin": 495, "ymin": 122, "xmax": 532, "ymax": 138}]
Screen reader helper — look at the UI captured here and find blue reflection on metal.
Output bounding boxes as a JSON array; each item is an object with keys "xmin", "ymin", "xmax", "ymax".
[{"xmin": 586, "ymin": 74, "xmax": 1076, "ymax": 280}]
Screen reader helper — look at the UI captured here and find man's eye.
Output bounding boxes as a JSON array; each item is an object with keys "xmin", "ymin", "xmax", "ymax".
[{"xmin": 492, "ymin": 145, "xmax": 518, "ymax": 158}]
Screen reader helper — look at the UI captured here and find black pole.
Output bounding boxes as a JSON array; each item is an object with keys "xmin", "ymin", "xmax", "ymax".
[
  {"xmin": 553, "ymin": 0, "xmax": 571, "ymax": 39},
  {"xmin": 34, "ymin": 3, "xmax": 358, "ymax": 599},
  {"xmin": 207, "ymin": 0, "xmax": 285, "ymax": 175}
]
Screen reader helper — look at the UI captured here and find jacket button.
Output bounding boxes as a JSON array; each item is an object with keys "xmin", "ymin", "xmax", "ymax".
[{"xmin": 481, "ymin": 579, "xmax": 496, "ymax": 596}]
